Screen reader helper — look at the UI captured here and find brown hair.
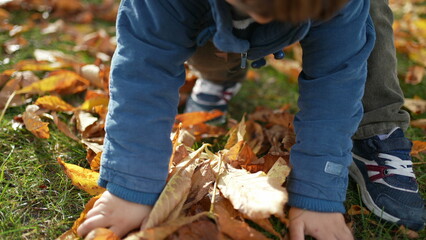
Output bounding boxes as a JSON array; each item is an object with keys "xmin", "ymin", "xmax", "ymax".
[{"xmin": 233, "ymin": 0, "xmax": 349, "ymax": 23}]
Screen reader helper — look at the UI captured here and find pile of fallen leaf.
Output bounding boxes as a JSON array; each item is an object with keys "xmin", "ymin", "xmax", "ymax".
[{"xmin": 1, "ymin": 0, "xmax": 426, "ymax": 239}]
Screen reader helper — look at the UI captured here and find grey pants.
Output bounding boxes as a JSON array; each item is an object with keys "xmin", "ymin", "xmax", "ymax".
[{"xmin": 188, "ymin": 0, "xmax": 410, "ymax": 140}]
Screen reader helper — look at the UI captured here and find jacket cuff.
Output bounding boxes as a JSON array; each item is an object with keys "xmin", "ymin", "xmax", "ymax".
[
  {"xmin": 287, "ymin": 192, "xmax": 346, "ymax": 213},
  {"xmin": 99, "ymin": 179, "xmax": 160, "ymax": 206}
]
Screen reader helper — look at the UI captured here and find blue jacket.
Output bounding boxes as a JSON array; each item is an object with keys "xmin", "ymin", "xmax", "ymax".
[{"xmin": 99, "ymin": 0, "xmax": 375, "ymax": 213}]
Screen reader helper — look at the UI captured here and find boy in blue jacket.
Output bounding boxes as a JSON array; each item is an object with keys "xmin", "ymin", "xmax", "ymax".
[{"xmin": 78, "ymin": 0, "xmax": 380, "ymax": 238}]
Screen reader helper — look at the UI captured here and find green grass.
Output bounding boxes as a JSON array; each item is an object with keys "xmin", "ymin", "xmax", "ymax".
[{"xmin": 1, "ymin": 2, "xmax": 426, "ymax": 240}]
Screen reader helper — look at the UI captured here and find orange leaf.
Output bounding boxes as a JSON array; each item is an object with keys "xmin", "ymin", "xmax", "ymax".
[
  {"xmin": 22, "ymin": 105, "xmax": 50, "ymax": 139},
  {"xmin": 57, "ymin": 158, "xmax": 105, "ymax": 195},
  {"xmin": 71, "ymin": 195, "xmax": 101, "ymax": 234},
  {"xmin": 85, "ymin": 228, "xmax": 120, "ymax": 240},
  {"xmin": 411, "ymin": 140, "xmax": 426, "ymax": 157},
  {"xmin": 347, "ymin": 205, "xmax": 370, "ymax": 216},
  {"xmin": 35, "ymin": 95, "xmax": 75, "ymax": 112},
  {"xmin": 174, "ymin": 110, "xmax": 224, "ymax": 128},
  {"xmin": 224, "ymin": 140, "xmax": 257, "ymax": 168},
  {"xmin": 17, "ymin": 70, "xmax": 90, "ymax": 95}
]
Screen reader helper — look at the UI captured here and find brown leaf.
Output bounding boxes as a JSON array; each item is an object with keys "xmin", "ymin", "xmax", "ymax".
[
  {"xmin": 22, "ymin": 105, "xmax": 50, "ymax": 139},
  {"xmin": 174, "ymin": 110, "xmax": 224, "ymax": 128},
  {"xmin": 183, "ymin": 162, "xmax": 216, "ymax": 210},
  {"xmin": 347, "ymin": 205, "xmax": 370, "ymax": 216},
  {"xmin": 52, "ymin": 112, "xmax": 79, "ymax": 141},
  {"xmin": 411, "ymin": 119, "xmax": 426, "ymax": 129},
  {"xmin": 405, "ymin": 66, "xmax": 425, "ymax": 85},
  {"xmin": 245, "ymin": 120, "xmax": 265, "ymax": 154},
  {"xmin": 128, "ymin": 212, "xmax": 211, "ymax": 240},
  {"xmin": 144, "ymin": 144, "xmax": 209, "ymax": 229},
  {"xmin": 35, "ymin": 95, "xmax": 75, "ymax": 112},
  {"xmin": 215, "ymin": 204, "xmax": 270, "ymax": 240},
  {"xmin": 17, "ymin": 70, "xmax": 90, "ymax": 95},
  {"xmin": 166, "ymin": 217, "xmax": 222, "ymax": 240},
  {"xmin": 56, "ymin": 229, "xmax": 80, "ymax": 240},
  {"xmin": 397, "ymin": 225, "xmax": 420, "ymax": 239},
  {"xmin": 85, "ymin": 228, "xmax": 120, "ymax": 240},
  {"xmin": 57, "ymin": 157, "xmax": 105, "ymax": 195}
]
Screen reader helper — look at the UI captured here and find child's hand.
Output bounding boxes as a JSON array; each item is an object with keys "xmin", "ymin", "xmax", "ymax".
[
  {"xmin": 288, "ymin": 207, "xmax": 353, "ymax": 240},
  {"xmin": 77, "ymin": 191, "xmax": 152, "ymax": 238}
]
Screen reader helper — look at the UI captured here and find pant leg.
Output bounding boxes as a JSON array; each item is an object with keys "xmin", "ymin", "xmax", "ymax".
[
  {"xmin": 353, "ymin": 0, "xmax": 410, "ymax": 140},
  {"xmin": 187, "ymin": 41, "xmax": 247, "ymax": 86}
]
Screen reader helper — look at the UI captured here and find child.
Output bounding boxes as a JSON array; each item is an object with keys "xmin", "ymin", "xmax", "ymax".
[
  {"xmin": 77, "ymin": 0, "xmax": 375, "ymax": 238},
  {"xmin": 186, "ymin": 0, "xmax": 425, "ymax": 232}
]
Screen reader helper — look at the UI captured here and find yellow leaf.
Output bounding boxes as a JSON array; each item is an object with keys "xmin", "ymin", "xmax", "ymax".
[
  {"xmin": 14, "ymin": 59, "xmax": 69, "ymax": 71},
  {"xmin": 22, "ymin": 105, "xmax": 50, "ymax": 139},
  {"xmin": 35, "ymin": 95, "xmax": 75, "ymax": 111},
  {"xmin": 57, "ymin": 158, "xmax": 105, "ymax": 195},
  {"xmin": 17, "ymin": 70, "xmax": 89, "ymax": 95},
  {"xmin": 81, "ymin": 96, "xmax": 109, "ymax": 112}
]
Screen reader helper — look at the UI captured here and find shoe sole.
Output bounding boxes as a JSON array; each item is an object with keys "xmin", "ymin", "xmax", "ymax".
[{"xmin": 349, "ymin": 154, "xmax": 400, "ymax": 223}]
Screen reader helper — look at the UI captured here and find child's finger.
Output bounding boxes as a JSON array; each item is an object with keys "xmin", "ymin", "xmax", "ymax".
[
  {"xmin": 109, "ymin": 225, "xmax": 134, "ymax": 238},
  {"xmin": 77, "ymin": 215, "xmax": 110, "ymax": 237},
  {"xmin": 289, "ymin": 223, "xmax": 305, "ymax": 240}
]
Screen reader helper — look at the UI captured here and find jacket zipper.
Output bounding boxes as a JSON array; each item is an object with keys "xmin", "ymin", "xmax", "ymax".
[{"xmin": 240, "ymin": 52, "xmax": 248, "ymax": 69}]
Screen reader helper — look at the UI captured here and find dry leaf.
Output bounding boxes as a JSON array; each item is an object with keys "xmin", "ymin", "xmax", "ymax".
[
  {"xmin": 144, "ymin": 144, "xmax": 209, "ymax": 229},
  {"xmin": 15, "ymin": 59, "xmax": 69, "ymax": 71},
  {"xmin": 266, "ymin": 157, "xmax": 291, "ymax": 185},
  {"xmin": 81, "ymin": 96, "xmax": 109, "ymax": 112},
  {"xmin": 411, "ymin": 140, "xmax": 426, "ymax": 158},
  {"xmin": 174, "ymin": 110, "xmax": 224, "ymax": 128},
  {"xmin": 76, "ymin": 110, "xmax": 98, "ymax": 133},
  {"xmin": 35, "ymin": 95, "xmax": 75, "ymax": 112},
  {"xmin": 183, "ymin": 162, "xmax": 216, "ymax": 210},
  {"xmin": 405, "ymin": 66, "xmax": 425, "ymax": 85},
  {"xmin": 215, "ymin": 203, "xmax": 270, "ymax": 240},
  {"xmin": 22, "ymin": 104, "xmax": 50, "ymax": 139},
  {"xmin": 52, "ymin": 112, "xmax": 79, "ymax": 141},
  {"xmin": 57, "ymin": 158, "xmax": 105, "ymax": 195},
  {"xmin": 411, "ymin": 119, "xmax": 426, "ymax": 129},
  {"xmin": 347, "ymin": 205, "xmax": 370, "ymax": 216},
  {"xmin": 127, "ymin": 212, "xmax": 210, "ymax": 240},
  {"xmin": 404, "ymin": 98, "xmax": 426, "ymax": 114},
  {"xmin": 56, "ymin": 229, "xmax": 80, "ymax": 240},
  {"xmin": 17, "ymin": 70, "xmax": 90, "ymax": 95},
  {"xmin": 223, "ymin": 140, "xmax": 257, "ymax": 168},
  {"xmin": 214, "ymin": 162, "xmax": 288, "ymax": 219},
  {"xmin": 397, "ymin": 225, "xmax": 420, "ymax": 239},
  {"xmin": 85, "ymin": 228, "xmax": 120, "ymax": 240},
  {"xmin": 165, "ymin": 217, "xmax": 221, "ymax": 240}
]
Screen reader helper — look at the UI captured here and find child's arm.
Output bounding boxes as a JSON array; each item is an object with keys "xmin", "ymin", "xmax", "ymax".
[
  {"xmin": 77, "ymin": 0, "xmax": 198, "ymax": 237},
  {"xmin": 287, "ymin": 0, "xmax": 375, "ymax": 230}
]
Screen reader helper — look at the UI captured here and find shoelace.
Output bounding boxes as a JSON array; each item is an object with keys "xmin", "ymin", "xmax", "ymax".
[{"xmin": 379, "ymin": 153, "xmax": 416, "ymax": 178}]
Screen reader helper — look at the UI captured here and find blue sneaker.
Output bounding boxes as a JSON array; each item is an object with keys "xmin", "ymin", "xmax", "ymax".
[
  {"xmin": 184, "ymin": 79, "xmax": 241, "ymax": 123},
  {"xmin": 350, "ymin": 128, "xmax": 425, "ymax": 231}
]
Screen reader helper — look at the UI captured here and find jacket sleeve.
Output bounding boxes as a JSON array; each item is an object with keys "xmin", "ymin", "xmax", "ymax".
[
  {"xmin": 287, "ymin": 0, "xmax": 376, "ymax": 212},
  {"xmin": 98, "ymin": 0, "xmax": 196, "ymax": 205}
]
